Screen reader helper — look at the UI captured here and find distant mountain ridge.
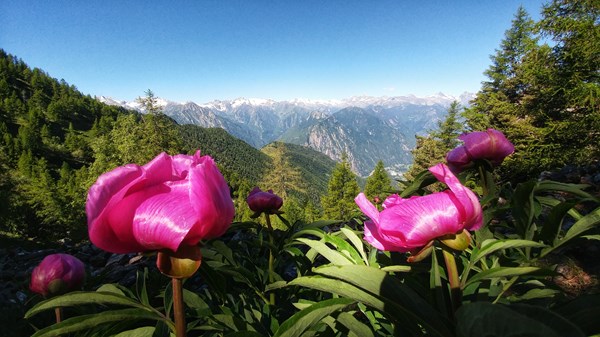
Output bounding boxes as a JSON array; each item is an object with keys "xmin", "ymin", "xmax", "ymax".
[{"xmin": 98, "ymin": 92, "xmax": 474, "ymax": 177}]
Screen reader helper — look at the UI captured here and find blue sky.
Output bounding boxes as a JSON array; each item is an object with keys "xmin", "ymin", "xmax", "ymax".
[{"xmin": 1, "ymin": 1, "xmax": 546, "ymax": 103}]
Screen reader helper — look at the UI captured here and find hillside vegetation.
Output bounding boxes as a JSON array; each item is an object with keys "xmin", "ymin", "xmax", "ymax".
[{"xmin": 0, "ymin": 50, "xmax": 338, "ymax": 242}]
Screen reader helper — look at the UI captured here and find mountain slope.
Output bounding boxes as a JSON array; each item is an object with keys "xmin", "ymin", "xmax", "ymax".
[{"xmin": 279, "ymin": 107, "xmax": 412, "ymax": 177}]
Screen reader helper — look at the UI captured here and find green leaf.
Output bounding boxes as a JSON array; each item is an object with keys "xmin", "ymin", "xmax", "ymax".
[
  {"xmin": 289, "ymin": 228, "xmax": 325, "ymax": 241},
  {"xmin": 456, "ymin": 302, "xmax": 585, "ymax": 337},
  {"xmin": 336, "ymin": 311, "xmax": 374, "ymax": 337},
  {"xmin": 273, "ymin": 298, "xmax": 355, "ymax": 337},
  {"xmin": 296, "ymin": 265, "xmax": 453, "ymax": 337},
  {"xmin": 379, "ymin": 265, "xmax": 411, "ymax": 273},
  {"xmin": 25, "ymin": 291, "xmax": 153, "ymax": 318},
  {"xmin": 136, "ymin": 267, "xmax": 150, "ymax": 306},
  {"xmin": 211, "ymin": 314, "xmax": 255, "ymax": 332},
  {"xmin": 465, "ymin": 266, "xmax": 543, "ymax": 286},
  {"xmin": 96, "ymin": 283, "xmax": 126, "ymax": 296},
  {"xmin": 183, "ymin": 288, "xmax": 210, "ymax": 310},
  {"xmin": 536, "ymin": 200, "xmax": 580, "ymax": 243},
  {"xmin": 511, "ymin": 181, "xmax": 538, "ymax": 238},
  {"xmin": 30, "ymin": 308, "xmax": 170, "ymax": 337},
  {"xmin": 299, "ymin": 219, "xmax": 343, "ymax": 230},
  {"xmin": 471, "ymin": 239, "xmax": 546, "ymax": 264},
  {"xmin": 323, "ymin": 233, "xmax": 365, "ymax": 265},
  {"xmin": 535, "ymin": 181, "xmax": 596, "ymax": 200},
  {"xmin": 113, "ymin": 326, "xmax": 156, "ymax": 337},
  {"xmin": 339, "ymin": 227, "xmax": 369, "ymax": 265},
  {"xmin": 399, "ymin": 169, "xmax": 437, "ymax": 197},
  {"xmin": 211, "ymin": 240, "xmax": 237, "ymax": 266},
  {"xmin": 288, "ymin": 276, "xmax": 423, "ymax": 336},
  {"xmin": 296, "ymin": 238, "xmax": 354, "ymax": 265},
  {"xmin": 542, "ymin": 207, "xmax": 600, "ymax": 257},
  {"xmin": 507, "ymin": 288, "xmax": 561, "ymax": 301}
]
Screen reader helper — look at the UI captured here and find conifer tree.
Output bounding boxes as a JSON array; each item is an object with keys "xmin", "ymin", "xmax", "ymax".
[
  {"xmin": 321, "ymin": 154, "xmax": 360, "ymax": 221},
  {"xmin": 406, "ymin": 101, "xmax": 465, "ymax": 180},
  {"xmin": 364, "ymin": 160, "xmax": 393, "ymax": 201},
  {"xmin": 261, "ymin": 142, "xmax": 305, "ymax": 199}
]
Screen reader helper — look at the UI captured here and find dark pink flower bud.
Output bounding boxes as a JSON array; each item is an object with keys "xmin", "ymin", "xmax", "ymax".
[
  {"xmin": 30, "ymin": 254, "xmax": 85, "ymax": 297},
  {"xmin": 446, "ymin": 129, "xmax": 515, "ymax": 172},
  {"xmin": 246, "ymin": 187, "xmax": 283, "ymax": 214}
]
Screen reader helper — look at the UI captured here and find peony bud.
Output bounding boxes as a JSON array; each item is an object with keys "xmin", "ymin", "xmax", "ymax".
[
  {"xmin": 446, "ymin": 129, "xmax": 515, "ymax": 173},
  {"xmin": 246, "ymin": 187, "xmax": 283, "ymax": 216},
  {"xmin": 30, "ymin": 254, "xmax": 85, "ymax": 297}
]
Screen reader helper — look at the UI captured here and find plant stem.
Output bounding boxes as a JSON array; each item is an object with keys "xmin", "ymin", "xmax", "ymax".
[
  {"xmin": 264, "ymin": 213, "xmax": 276, "ymax": 306},
  {"xmin": 55, "ymin": 307, "xmax": 62, "ymax": 323},
  {"xmin": 172, "ymin": 277, "xmax": 186, "ymax": 337},
  {"xmin": 442, "ymin": 248, "xmax": 461, "ymax": 314},
  {"xmin": 478, "ymin": 163, "xmax": 489, "ymax": 196},
  {"xmin": 55, "ymin": 307, "xmax": 63, "ymax": 337}
]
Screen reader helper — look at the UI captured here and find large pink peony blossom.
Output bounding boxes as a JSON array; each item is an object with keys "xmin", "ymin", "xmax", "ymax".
[
  {"xmin": 30, "ymin": 254, "xmax": 85, "ymax": 297},
  {"xmin": 355, "ymin": 163, "xmax": 482, "ymax": 252},
  {"xmin": 246, "ymin": 187, "xmax": 283, "ymax": 214},
  {"xmin": 446, "ymin": 128, "xmax": 515, "ymax": 172},
  {"xmin": 86, "ymin": 151, "xmax": 235, "ymax": 254}
]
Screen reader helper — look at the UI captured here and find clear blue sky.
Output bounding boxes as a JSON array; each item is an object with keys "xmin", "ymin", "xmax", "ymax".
[{"xmin": 1, "ymin": 0, "xmax": 546, "ymax": 103}]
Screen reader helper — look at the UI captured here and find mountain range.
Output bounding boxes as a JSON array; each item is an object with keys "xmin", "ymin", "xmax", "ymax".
[{"xmin": 98, "ymin": 93, "xmax": 474, "ymax": 178}]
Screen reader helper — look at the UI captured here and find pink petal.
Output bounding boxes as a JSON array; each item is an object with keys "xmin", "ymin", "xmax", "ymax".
[
  {"xmin": 429, "ymin": 163, "xmax": 483, "ymax": 231},
  {"xmin": 131, "ymin": 181, "xmax": 199, "ymax": 251},
  {"xmin": 363, "ymin": 220, "xmax": 410, "ymax": 252},
  {"xmin": 382, "ymin": 194, "xmax": 405, "ymax": 209},
  {"xmin": 355, "ymin": 193, "xmax": 379, "ymax": 223},
  {"xmin": 186, "ymin": 156, "xmax": 235, "ymax": 242},
  {"xmin": 446, "ymin": 146, "xmax": 472, "ymax": 173},
  {"xmin": 486, "ymin": 129, "xmax": 515, "ymax": 165},
  {"xmin": 87, "ymin": 164, "xmax": 145, "ymax": 253},
  {"xmin": 459, "ymin": 129, "xmax": 514, "ymax": 165},
  {"xmin": 379, "ymin": 192, "xmax": 463, "ymax": 249},
  {"xmin": 171, "ymin": 151, "xmax": 202, "ymax": 179}
]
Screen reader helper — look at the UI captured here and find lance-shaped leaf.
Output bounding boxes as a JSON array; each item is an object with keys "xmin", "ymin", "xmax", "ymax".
[
  {"xmin": 290, "ymin": 264, "xmax": 453, "ymax": 337},
  {"xmin": 464, "ymin": 266, "xmax": 545, "ymax": 287},
  {"xmin": 25, "ymin": 291, "xmax": 156, "ymax": 318},
  {"xmin": 31, "ymin": 308, "xmax": 171, "ymax": 337},
  {"xmin": 470, "ymin": 239, "xmax": 546, "ymax": 265},
  {"xmin": 273, "ymin": 298, "xmax": 355, "ymax": 337}
]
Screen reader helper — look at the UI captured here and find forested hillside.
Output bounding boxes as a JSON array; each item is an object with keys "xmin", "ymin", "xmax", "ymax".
[{"xmin": 0, "ymin": 50, "xmax": 339, "ymax": 242}]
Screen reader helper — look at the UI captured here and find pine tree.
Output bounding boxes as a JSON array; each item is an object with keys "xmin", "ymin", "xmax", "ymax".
[
  {"xmin": 321, "ymin": 154, "xmax": 360, "ymax": 221},
  {"xmin": 406, "ymin": 101, "xmax": 465, "ymax": 179},
  {"xmin": 136, "ymin": 89, "xmax": 161, "ymax": 115},
  {"xmin": 261, "ymin": 142, "xmax": 305, "ymax": 199},
  {"xmin": 364, "ymin": 160, "xmax": 393, "ymax": 201}
]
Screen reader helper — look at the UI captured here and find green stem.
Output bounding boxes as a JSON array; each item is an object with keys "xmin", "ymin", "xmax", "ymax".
[
  {"xmin": 264, "ymin": 213, "xmax": 276, "ymax": 306},
  {"xmin": 478, "ymin": 163, "xmax": 489, "ymax": 196},
  {"xmin": 172, "ymin": 278, "xmax": 186, "ymax": 337},
  {"xmin": 442, "ymin": 248, "xmax": 461, "ymax": 314}
]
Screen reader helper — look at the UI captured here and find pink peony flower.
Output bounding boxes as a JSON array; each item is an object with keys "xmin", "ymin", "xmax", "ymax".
[
  {"xmin": 86, "ymin": 151, "xmax": 235, "ymax": 254},
  {"xmin": 30, "ymin": 254, "xmax": 85, "ymax": 297},
  {"xmin": 446, "ymin": 129, "xmax": 515, "ymax": 172},
  {"xmin": 246, "ymin": 187, "xmax": 283, "ymax": 214},
  {"xmin": 355, "ymin": 163, "xmax": 482, "ymax": 252}
]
